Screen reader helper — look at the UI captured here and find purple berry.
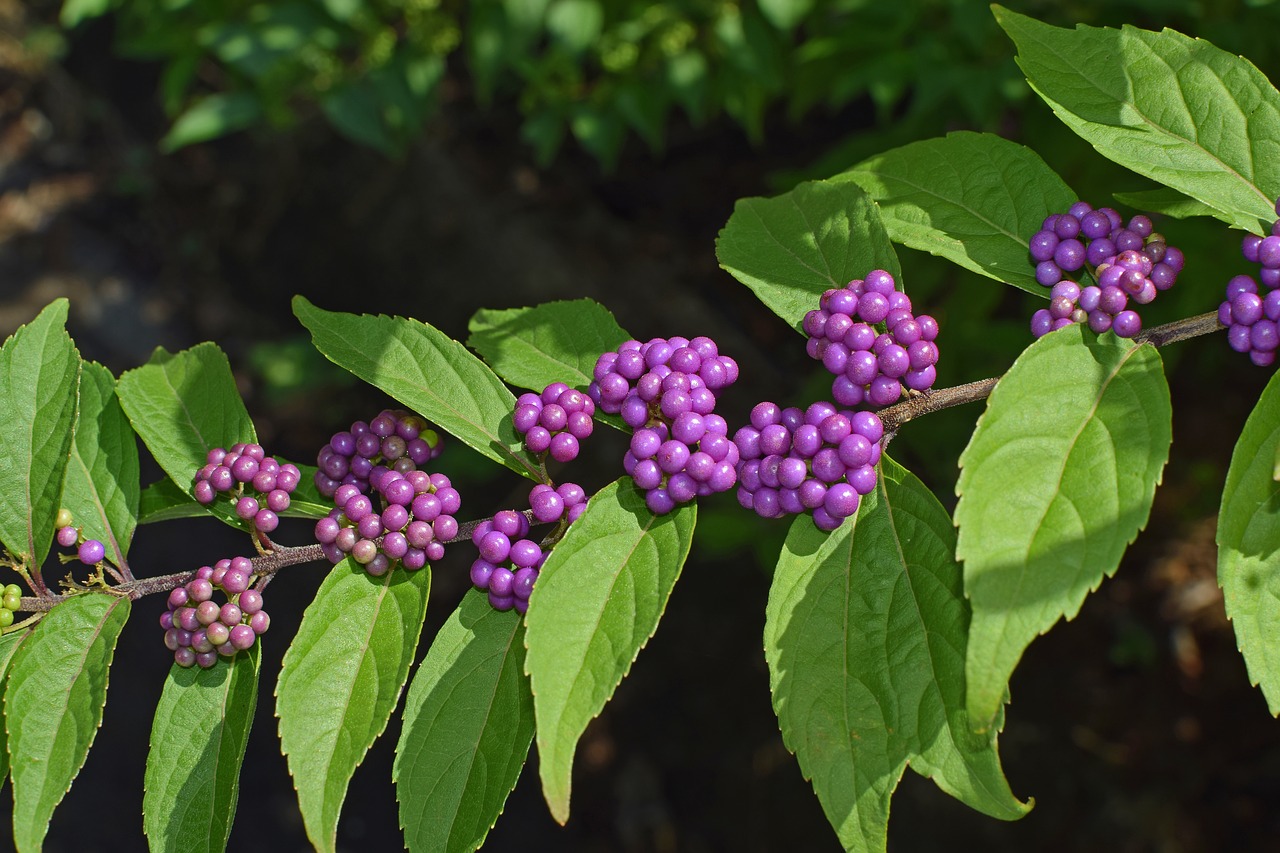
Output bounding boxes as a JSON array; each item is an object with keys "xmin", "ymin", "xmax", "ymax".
[{"xmin": 78, "ymin": 539, "xmax": 105, "ymax": 565}]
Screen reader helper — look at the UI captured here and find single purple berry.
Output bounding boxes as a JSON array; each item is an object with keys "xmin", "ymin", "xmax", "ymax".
[
  {"xmin": 78, "ymin": 539, "xmax": 105, "ymax": 565},
  {"xmin": 222, "ymin": 567, "xmax": 250, "ymax": 595},
  {"xmin": 1112, "ymin": 310, "xmax": 1142, "ymax": 338}
]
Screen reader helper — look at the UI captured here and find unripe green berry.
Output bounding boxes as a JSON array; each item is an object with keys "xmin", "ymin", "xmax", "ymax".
[
  {"xmin": 205, "ymin": 622, "xmax": 230, "ymax": 647},
  {"xmin": 2, "ymin": 592, "xmax": 20, "ymax": 612},
  {"xmin": 0, "ymin": 610, "xmax": 13, "ymax": 628},
  {"xmin": 55, "ymin": 508, "xmax": 73, "ymax": 529},
  {"xmin": 351, "ymin": 539, "xmax": 378, "ymax": 564},
  {"xmin": 3, "ymin": 584, "xmax": 20, "ymax": 599}
]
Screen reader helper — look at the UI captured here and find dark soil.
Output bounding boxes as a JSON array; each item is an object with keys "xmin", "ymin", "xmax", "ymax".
[{"xmin": 2, "ymin": 4, "xmax": 1278, "ymax": 852}]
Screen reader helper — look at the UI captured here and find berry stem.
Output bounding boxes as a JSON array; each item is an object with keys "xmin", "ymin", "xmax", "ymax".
[
  {"xmin": 11, "ymin": 505, "xmax": 544, "ymax": 612},
  {"xmin": 880, "ymin": 310, "xmax": 1221, "ymax": 432},
  {"xmin": 15, "ymin": 542, "xmax": 326, "ymax": 612}
]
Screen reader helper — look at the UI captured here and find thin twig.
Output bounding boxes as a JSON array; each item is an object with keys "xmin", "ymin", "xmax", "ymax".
[
  {"xmin": 879, "ymin": 311, "xmax": 1221, "ymax": 432},
  {"xmin": 9, "ymin": 311, "xmax": 1226, "ymax": 615}
]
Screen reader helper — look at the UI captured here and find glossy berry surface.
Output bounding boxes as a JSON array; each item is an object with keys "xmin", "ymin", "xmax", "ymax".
[
  {"xmin": 314, "ymin": 409, "xmax": 457, "ymax": 575},
  {"xmin": 733, "ymin": 403, "xmax": 882, "ymax": 531},
  {"xmin": 1221, "ymin": 199, "xmax": 1280, "ymax": 367},
  {"xmin": 1027, "ymin": 202, "xmax": 1183, "ymax": 340},
  {"xmin": 162, "ymin": 564, "xmax": 268, "ymax": 668},
  {"xmin": 590, "ymin": 336, "xmax": 740, "ymax": 514},
  {"xmin": 194, "ymin": 442, "xmax": 301, "ymax": 537},
  {"xmin": 802, "ymin": 270, "xmax": 939, "ymax": 409}
]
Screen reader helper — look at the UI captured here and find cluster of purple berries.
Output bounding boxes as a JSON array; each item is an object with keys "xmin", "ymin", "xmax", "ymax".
[
  {"xmin": 470, "ymin": 510, "xmax": 544, "ymax": 615},
  {"xmin": 514, "ymin": 383, "xmax": 595, "ymax": 463},
  {"xmin": 624, "ymin": 413, "xmax": 739, "ymax": 515},
  {"xmin": 54, "ymin": 508, "xmax": 108, "ymax": 567},
  {"xmin": 1219, "ymin": 198, "xmax": 1280, "ymax": 366},
  {"xmin": 314, "ymin": 409, "xmax": 459, "ymax": 576},
  {"xmin": 470, "ymin": 483, "xmax": 586, "ymax": 614},
  {"xmin": 1029, "ymin": 202, "xmax": 1184, "ymax": 339},
  {"xmin": 734, "ymin": 402, "xmax": 883, "ymax": 531},
  {"xmin": 590, "ymin": 337, "xmax": 740, "ymax": 514},
  {"xmin": 193, "ymin": 443, "xmax": 301, "ymax": 536},
  {"xmin": 802, "ymin": 270, "xmax": 940, "ymax": 408},
  {"xmin": 159, "ymin": 557, "xmax": 269, "ymax": 669},
  {"xmin": 313, "ymin": 409, "xmax": 442, "ymax": 498},
  {"xmin": 314, "ymin": 468, "xmax": 460, "ymax": 575}
]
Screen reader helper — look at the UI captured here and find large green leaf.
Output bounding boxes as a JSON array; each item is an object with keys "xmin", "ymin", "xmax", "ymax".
[
  {"xmin": 276, "ymin": 558, "xmax": 431, "ymax": 853},
  {"xmin": 1110, "ymin": 188, "xmax": 1221, "ymax": 220},
  {"xmin": 293, "ymin": 296, "xmax": 541, "ymax": 481},
  {"xmin": 837, "ymin": 131, "xmax": 1076, "ymax": 294},
  {"xmin": 766, "ymin": 458, "xmax": 1030, "ymax": 852},
  {"xmin": 0, "ymin": 299, "xmax": 80, "ymax": 567},
  {"xmin": 466, "ymin": 299, "xmax": 631, "ymax": 392},
  {"xmin": 116, "ymin": 343, "xmax": 256, "ymax": 530},
  {"xmin": 143, "ymin": 645, "xmax": 261, "ymax": 852},
  {"xmin": 524, "ymin": 479, "xmax": 695, "ymax": 823},
  {"xmin": 956, "ymin": 325, "xmax": 1171, "ymax": 730},
  {"xmin": 0, "ymin": 629, "xmax": 32, "ymax": 783},
  {"xmin": 1218, "ymin": 369, "xmax": 1280, "ymax": 716},
  {"xmin": 395, "ymin": 591, "xmax": 534, "ymax": 853},
  {"xmin": 60, "ymin": 361, "xmax": 139, "ymax": 568},
  {"xmin": 716, "ymin": 179, "xmax": 900, "ymax": 332},
  {"xmin": 5, "ymin": 592, "xmax": 130, "ymax": 852},
  {"xmin": 994, "ymin": 6, "xmax": 1280, "ymax": 234}
]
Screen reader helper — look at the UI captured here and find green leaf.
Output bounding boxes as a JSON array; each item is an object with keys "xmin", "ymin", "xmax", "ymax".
[
  {"xmin": 837, "ymin": 131, "xmax": 1076, "ymax": 294},
  {"xmin": 293, "ymin": 296, "xmax": 542, "ymax": 481},
  {"xmin": 524, "ymin": 479, "xmax": 695, "ymax": 823},
  {"xmin": 467, "ymin": 299, "xmax": 631, "ymax": 392},
  {"xmin": 59, "ymin": 0, "xmax": 112, "ymax": 28},
  {"xmin": 1218, "ymin": 369, "xmax": 1280, "ymax": 715},
  {"xmin": 138, "ymin": 477, "xmax": 211, "ymax": 524},
  {"xmin": 276, "ymin": 558, "xmax": 431, "ymax": 853},
  {"xmin": 956, "ymin": 325, "xmax": 1171, "ymax": 731},
  {"xmin": 60, "ymin": 361, "xmax": 139, "ymax": 568},
  {"xmin": 322, "ymin": 82, "xmax": 397, "ymax": 156},
  {"xmin": 766, "ymin": 458, "xmax": 1030, "ymax": 852},
  {"xmin": 1110, "ymin": 187, "xmax": 1222, "ymax": 220},
  {"xmin": 716, "ymin": 179, "xmax": 900, "ymax": 332},
  {"xmin": 994, "ymin": 6, "xmax": 1280, "ymax": 234},
  {"xmin": 6, "ymin": 593, "xmax": 130, "ymax": 852},
  {"xmin": 757, "ymin": 0, "xmax": 813, "ymax": 31},
  {"xmin": 0, "ymin": 629, "xmax": 32, "ymax": 783},
  {"xmin": 143, "ymin": 645, "xmax": 261, "ymax": 853},
  {"xmin": 395, "ymin": 591, "xmax": 534, "ymax": 853},
  {"xmin": 160, "ymin": 92, "xmax": 264, "ymax": 153},
  {"xmin": 116, "ymin": 343, "xmax": 256, "ymax": 528},
  {"xmin": 0, "ymin": 298, "xmax": 80, "ymax": 567},
  {"xmin": 546, "ymin": 0, "xmax": 602, "ymax": 54}
]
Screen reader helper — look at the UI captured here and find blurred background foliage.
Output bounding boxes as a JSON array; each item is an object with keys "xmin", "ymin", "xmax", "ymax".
[{"xmin": 44, "ymin": 0, "xmax": 1280, "ymax": 169}]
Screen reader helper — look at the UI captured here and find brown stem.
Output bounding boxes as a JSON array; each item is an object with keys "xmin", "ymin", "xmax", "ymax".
[
  {"xmin": 16, "ymin": 542, "xmax": 326, "ymax": 612},
  {"xmin": 8, "ymin": 311, "xmax": 1226, "ymax": 615},
  {"xmin": 879, "ymin": 310, "xmax": 1221, "ymax": 432}
]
